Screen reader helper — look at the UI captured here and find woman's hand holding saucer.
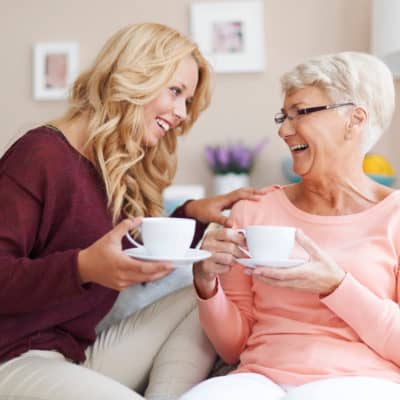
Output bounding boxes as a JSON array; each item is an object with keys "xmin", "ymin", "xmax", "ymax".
[
  {"xmin": 250, "ymin": 230, "xmax": 346, "ymax": 296},
  {"xmin": 193, "ymin": 228, "xmax": 246, "ymax": 298},
  {"xmin": 78, "ymin": 218, "xmax": 173, "ymax": 291}
]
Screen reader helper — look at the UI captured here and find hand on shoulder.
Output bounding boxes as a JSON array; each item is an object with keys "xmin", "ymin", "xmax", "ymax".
[{"xmin": 185, "ymin": 187, "xmax": 266, "ymax": 227}]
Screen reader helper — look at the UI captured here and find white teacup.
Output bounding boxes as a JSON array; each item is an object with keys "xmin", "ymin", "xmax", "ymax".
[
  {"xmin": 241, "ymin": 225, "xmax": 296, "ymax": 260},
  {"xmin": 126, "ymin": 217, "xmax": 195, "ymax": 258}
]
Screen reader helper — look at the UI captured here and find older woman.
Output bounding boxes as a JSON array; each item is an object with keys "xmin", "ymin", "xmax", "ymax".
[{"xmin": 183, "ymin": 52, "xmax": 400, "ymax": 399}]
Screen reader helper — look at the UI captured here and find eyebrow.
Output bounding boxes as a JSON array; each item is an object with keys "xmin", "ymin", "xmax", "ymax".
[
  {"xmin": 177, "ymin": 81, "xmax": 187, "ymax": 90},
  {"xmin": 281, "ymin": 102, "xmax": 304, "ymax": 112},
  {"xmin": 177, "ymin": 81, "xmax": 196, "ymax": 102}
]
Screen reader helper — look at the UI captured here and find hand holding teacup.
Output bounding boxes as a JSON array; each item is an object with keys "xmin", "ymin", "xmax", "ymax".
[
  {"xmin": 249, "ymin": 229, "xmax": 346, "ymax": 296},
  {"xmin": 193, "ymin": 224, "xmax": 298, "ymax": 299},
  {"xmin": 193, "ymin": 226, "xmax": 246, "ymax": 299},
  {"xmin": 78, "ymin": 218, "xmax": 174, "ymax": 291}
]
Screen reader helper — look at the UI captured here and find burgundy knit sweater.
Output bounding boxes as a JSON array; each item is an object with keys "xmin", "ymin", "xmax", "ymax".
[{"xmin": 0, "ymin": 126, "xmax": 204, "ymax": 363}]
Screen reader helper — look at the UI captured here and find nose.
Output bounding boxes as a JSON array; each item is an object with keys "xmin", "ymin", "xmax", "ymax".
[
  {"xmin": 278, "ymin": 118, "xmax": 296, "ymax": 139},
  {"xmin": 173, "ymin": 98, "xmax": 187, "ymax": 122}
]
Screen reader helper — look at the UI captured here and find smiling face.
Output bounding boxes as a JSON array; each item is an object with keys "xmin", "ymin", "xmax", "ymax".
[
  {"xmin": 142, "ymin": 56, "xmax": 199, "ymax": 147},
  {"xmin": 278, "ymin": 86, "xmax": 361, "ymax": 181}
]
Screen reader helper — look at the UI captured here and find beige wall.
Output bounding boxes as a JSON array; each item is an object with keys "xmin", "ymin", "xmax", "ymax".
[{"xmin": 1, "ymin": 0, "xmax": 399, "ymax": 194}]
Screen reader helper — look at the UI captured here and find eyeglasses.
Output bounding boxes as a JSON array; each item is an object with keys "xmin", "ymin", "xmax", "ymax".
[{"xmin": 274, "ymin": 102, "xmax": 355, "ymax": 125}]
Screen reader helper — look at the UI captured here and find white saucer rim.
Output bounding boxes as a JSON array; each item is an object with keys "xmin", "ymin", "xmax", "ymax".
[
  {"xmin": 236, "ymin": 258, "xmax": 306, "ymax": 268},
  {"xmin": 124, "ymin": 247, "xmax": 211, "ymax": 263}
]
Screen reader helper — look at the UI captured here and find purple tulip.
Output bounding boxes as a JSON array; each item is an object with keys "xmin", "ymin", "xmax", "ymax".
[
  {"xmin": 230, "ymin": 143, "xmax": 244, "ymax": 160},
  {"xmin": 216, "ymin": 147, "xmax": 230, "ymax": 166},
  {"xmin": 205, "ymin": 138, "xmax": 268, "ymax": 175},
  {"xmin": 237, "ymin": 149, "xmax": 252, "ymax": 169}
]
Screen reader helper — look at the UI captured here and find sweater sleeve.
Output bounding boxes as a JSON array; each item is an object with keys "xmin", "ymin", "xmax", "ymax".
[
  {"xmin": 197, "ymin": 266, "xmax": 254, "ymax": 364},
  {"xmin": 0, "ymin": 132, "xmax": 95, "ymax": 314},
  {"xmin": 321, "ymin": 272, "xmax": 400, "ymax": 366},
  {"xmin": 196, "ymin": 200, "xmax": 255, "ymax": 364},
  {"xmin": 0, "ymin": 135, "xmax": 89, "ymax": 314}
]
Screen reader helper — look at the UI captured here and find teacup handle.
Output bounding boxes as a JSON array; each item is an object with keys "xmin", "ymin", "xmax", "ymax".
[
  {"xmin": 125, "ymin": 232, "xmax": 144, "ymax": 249},
  {"xmin": 238, "ymin": 246, "xmax": 251, "ymax": 258},
  {"xmin": 236, "ymin": 229, "xmax": 251, "ymax": 257}
]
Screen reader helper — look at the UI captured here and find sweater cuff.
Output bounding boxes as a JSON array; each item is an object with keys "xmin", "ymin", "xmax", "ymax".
[
  {"xmin": 194, "ymin": 276, "xmax": 220, "ymax": 301},
  {"xmin": 70, "ymin": 249, "xmax": 93, "ymax": 293},
  {"xmin": 196, "ymin": 277, "xmax": 227, "ymax": 315},
  {"xmin": 321, "ymin": 273, "xmax": 378, "ymax": 323}
]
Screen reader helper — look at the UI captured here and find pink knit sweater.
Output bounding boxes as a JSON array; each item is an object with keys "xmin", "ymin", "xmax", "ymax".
[{"xmin": 197, "ymin": 186, "xmax": 400, "ymax": 385}]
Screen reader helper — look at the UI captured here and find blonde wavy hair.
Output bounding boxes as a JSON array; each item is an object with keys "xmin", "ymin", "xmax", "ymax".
[{"xmin": 62, "ymin": 23, "xmax": 212, "ymax": 223}]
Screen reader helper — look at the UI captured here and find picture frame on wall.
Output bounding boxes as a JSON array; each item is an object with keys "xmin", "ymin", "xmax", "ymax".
[
  {"xmin": 33, "ymin": 42, "xmax": 79, "ymax": 100},
  {"xmin": 190, "ymin": 0, "xmax": 265, "ymax": 73}
]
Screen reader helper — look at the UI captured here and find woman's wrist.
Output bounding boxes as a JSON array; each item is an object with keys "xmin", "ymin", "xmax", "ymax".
[
  {"xmin": 77, "ymin": 249, "xmax": 91, "ymax": 284},
  {"xmin": 193, "ymin": 267, "xmax": 218, "ymax": 299},
  {"xmin": 321, "ymin": 270, "xmax": 346, "ymax": 297},
  {"xmin": 183, "ymin": 200, "xmax": 200, "ymax": 221}
]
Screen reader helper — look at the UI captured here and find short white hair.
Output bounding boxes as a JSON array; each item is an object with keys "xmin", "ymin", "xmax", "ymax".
[{"xmin": 280, "ymin": 52, "xmax": 395, "ymax": 154}]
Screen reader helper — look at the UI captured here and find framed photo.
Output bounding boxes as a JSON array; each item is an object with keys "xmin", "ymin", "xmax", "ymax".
[
  {"xmin": 33, "ymin": 42, "xmax": 79, "ymax": 100},
  {"xmin": 190, "ymin": 0, "xmax": 265, "ymax": 73}
]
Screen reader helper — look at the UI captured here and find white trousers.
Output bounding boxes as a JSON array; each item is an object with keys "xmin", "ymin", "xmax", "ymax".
[
  {"xmin": 0, "ymin": 286, "xmax": 215, "ymax": 400},
  {"xmin": 179, "ymin": 372, "xmax": 400, "ymax": 400}
]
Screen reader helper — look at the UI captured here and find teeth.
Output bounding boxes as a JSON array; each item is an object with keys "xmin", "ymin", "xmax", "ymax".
[
  {"xmin": 290, "ymin": 144, "xmax": 308, "ymax": 151},
  {"xmin": 156, "ymin": 118, "xmax": 170, "ymax": 132}
]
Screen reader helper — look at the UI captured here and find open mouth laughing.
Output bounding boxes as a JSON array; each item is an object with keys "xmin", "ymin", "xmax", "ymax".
[
  {"xmin": 290, "ymin": 144, "xmax": 309, "ymax": 152},
  {"xmin": 156, "ymin": 117, "xmax": 171, "ymax": 133}
]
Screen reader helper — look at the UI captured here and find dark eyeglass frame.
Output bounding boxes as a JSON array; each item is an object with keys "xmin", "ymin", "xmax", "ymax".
[{"xmin": 274, "ymin": 102, "xmax": 356, "ymax": 125}]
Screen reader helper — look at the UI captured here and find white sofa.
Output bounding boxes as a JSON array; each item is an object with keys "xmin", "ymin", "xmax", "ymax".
[{"xmin": 97, "ymin": 268, "xmax": 224, "ymax": 399}]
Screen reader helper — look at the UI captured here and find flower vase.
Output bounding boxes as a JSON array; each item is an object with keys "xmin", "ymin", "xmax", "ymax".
[{"xmin": 214, "ymin": 172, "xmax": 250, "ymax": 195}]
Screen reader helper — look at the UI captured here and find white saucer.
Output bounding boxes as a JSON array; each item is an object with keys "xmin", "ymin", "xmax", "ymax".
[
  {"xmin": 236, "ymin": 258, "xmax": 306, "ymax": 268},
  {"xmin": 124, "ymin": 247, "xmax": 211, "ymax": 267}
]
